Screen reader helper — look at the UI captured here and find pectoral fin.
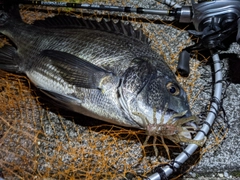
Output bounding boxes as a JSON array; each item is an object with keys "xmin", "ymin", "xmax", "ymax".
[{"xmin": 40, "ymin": 50, "xmax": 119, "ymax": 89}]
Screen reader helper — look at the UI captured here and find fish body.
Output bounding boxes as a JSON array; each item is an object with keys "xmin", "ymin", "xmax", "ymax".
[{"xmin": 0, "ymin": 9, "xmax": 192, "ymax": 132}]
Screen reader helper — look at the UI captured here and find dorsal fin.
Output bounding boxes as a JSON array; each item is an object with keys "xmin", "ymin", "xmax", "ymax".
[{"xmin": 33, "ymin": 15, "xmax": 149, "ymax": 44}]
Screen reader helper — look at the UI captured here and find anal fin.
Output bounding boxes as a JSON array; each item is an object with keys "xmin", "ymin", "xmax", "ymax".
[
  {"xmin": 40, "ymin": 89, "xmax": 83, "ymax": 112},
  {"xmin": 41, "ymin": 89, "xmax": 81, "ymax": 104}
]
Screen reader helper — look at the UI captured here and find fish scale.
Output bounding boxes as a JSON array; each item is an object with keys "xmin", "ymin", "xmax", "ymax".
[{"xmin": 0, "ymin": 8, "xmax": 193, "ymax": 134}]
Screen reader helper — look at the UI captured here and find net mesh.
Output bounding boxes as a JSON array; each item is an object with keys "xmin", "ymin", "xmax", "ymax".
[{"xmin": 0, "ymin": 0, "xmax": 229, "ymax": 179}]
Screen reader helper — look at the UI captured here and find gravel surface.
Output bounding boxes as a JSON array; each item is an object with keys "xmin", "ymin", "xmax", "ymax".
[
  {"xmin": 1, "ymin": 0, "xmax": 240, "ymax": 179},
  {"xmin": 22, "ymin": 0, "xmax": 240, "ymax": 179}
]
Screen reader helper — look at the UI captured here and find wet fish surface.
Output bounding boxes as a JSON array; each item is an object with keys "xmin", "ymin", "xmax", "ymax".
[{"xmin": 0, "ymin": 7, "xmax": 192, "ymax": 134}]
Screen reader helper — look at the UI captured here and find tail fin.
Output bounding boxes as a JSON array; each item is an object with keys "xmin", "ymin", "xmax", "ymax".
[
  {"xmin": 0, "ymin": 0, "xmax": 20, "ymax": 12},
  {"xmin": 0, "ymin": 1, "xmax": 21, "ymax": 27},
  {"xmin": 5, "ymin": 1, "xmax": 21, "ymax": 20},
  {"xmin": 0, "ymin": 45, "xmax": 20, "ymax": 72}
]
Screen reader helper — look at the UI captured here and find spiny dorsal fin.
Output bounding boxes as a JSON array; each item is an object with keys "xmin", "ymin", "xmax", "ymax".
[{"xmin": 33, "ymin": 15, "xmax": 149, "ymax": 44}]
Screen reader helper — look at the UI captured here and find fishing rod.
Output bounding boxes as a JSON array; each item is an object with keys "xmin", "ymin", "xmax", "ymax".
[
  {"xmin": 1, "ymin": 0, "xmax": 181, "ymax": 16},
  {"xmin": 0, "ymin": 0, "xmax": 238, "ymax": 179},
  {"xmin": 22, "ymin": 0, "xmax": 177, "ymax": 16}
]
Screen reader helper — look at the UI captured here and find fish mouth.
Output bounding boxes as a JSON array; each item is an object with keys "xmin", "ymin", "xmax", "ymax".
[
  {"xmin": 168, "ymin": 109, "xmax": 198, "ymax": 133},
  {"xmin": 168, "ymin": 107, "xmax": 194, "ymax": 121},
  {"xmin": 131, "ymin": 107, "xmax": 199, "ymax": 145},
  {"xmin": 168, "ymin": 106, "xmax": 192, "ymax": 117},
  {"xmin": 164, "ymin": 110, "xmax": 199, "ymax": 144}
]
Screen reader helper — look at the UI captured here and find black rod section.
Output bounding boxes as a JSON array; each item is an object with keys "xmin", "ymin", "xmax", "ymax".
[{"xmin": 18, "ymin": 0, "xmax": 173, "ymax": 16}]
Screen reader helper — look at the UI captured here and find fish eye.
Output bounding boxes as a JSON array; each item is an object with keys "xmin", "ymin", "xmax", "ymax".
[{"xmin": 166, "ymin": 82, "xmax": 180, "ymax": 95}]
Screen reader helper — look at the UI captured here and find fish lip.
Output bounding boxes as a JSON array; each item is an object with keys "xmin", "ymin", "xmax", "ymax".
[
  {"xmin": 168, "ymin": 109, "xmax": 191, "ymax": 118},
  {"xmin": 168, "ymin": 109, "xmax": 197, "ymax": 130}
]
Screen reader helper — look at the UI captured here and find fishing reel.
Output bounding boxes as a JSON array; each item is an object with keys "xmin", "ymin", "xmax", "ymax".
[{"xmin": 176, "ymin": 0, "xmax": 240, "ymax": 77}]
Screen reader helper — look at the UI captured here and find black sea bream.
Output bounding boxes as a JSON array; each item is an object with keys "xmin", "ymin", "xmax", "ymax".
[{"xmin": 0, "ymin": 8, "xmax": 194, "ymax": 138}]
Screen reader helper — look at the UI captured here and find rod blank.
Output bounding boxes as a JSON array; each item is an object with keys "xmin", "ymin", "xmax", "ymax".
[{"xmin": 18, "ymin": 1, "xmax": 171, "ymax": 16}]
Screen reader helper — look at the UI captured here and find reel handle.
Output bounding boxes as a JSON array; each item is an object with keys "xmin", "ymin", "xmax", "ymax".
[{"xmin": 176, "ymin": 50, "xmax": 190, "ymax": 77}]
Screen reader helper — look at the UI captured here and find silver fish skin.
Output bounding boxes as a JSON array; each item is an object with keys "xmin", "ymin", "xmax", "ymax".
[{"xmin": 0, "ymin": 10, "xmax": 192, "ymax": 131}]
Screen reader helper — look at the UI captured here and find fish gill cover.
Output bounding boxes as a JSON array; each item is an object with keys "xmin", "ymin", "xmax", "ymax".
[{"xmin": 0, "ymin": 0, "xmax": 229, "ymax": 179}]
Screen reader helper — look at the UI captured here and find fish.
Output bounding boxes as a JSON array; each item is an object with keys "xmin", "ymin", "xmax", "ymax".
[{"xmin": 0, "ymin": 6, "xmax": 194, "ymax": 139}]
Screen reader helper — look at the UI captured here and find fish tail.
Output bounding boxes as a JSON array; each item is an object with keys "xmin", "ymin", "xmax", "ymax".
[
  {"xmin": 0, "ymin": 45, "xmax": 20, "ymax": 72},
  {"xmin": 0, "ymin": 2, "xmax": 21, "ymax": 28}
]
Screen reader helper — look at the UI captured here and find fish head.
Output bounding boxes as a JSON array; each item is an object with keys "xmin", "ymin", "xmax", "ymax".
[
  {"xmin": 120, "ymin": 58, "xmax": 192, "ymax": 128},
  {"xmin": 134, "ymin": 74, "xmax": 192, "ymax": 125}
]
